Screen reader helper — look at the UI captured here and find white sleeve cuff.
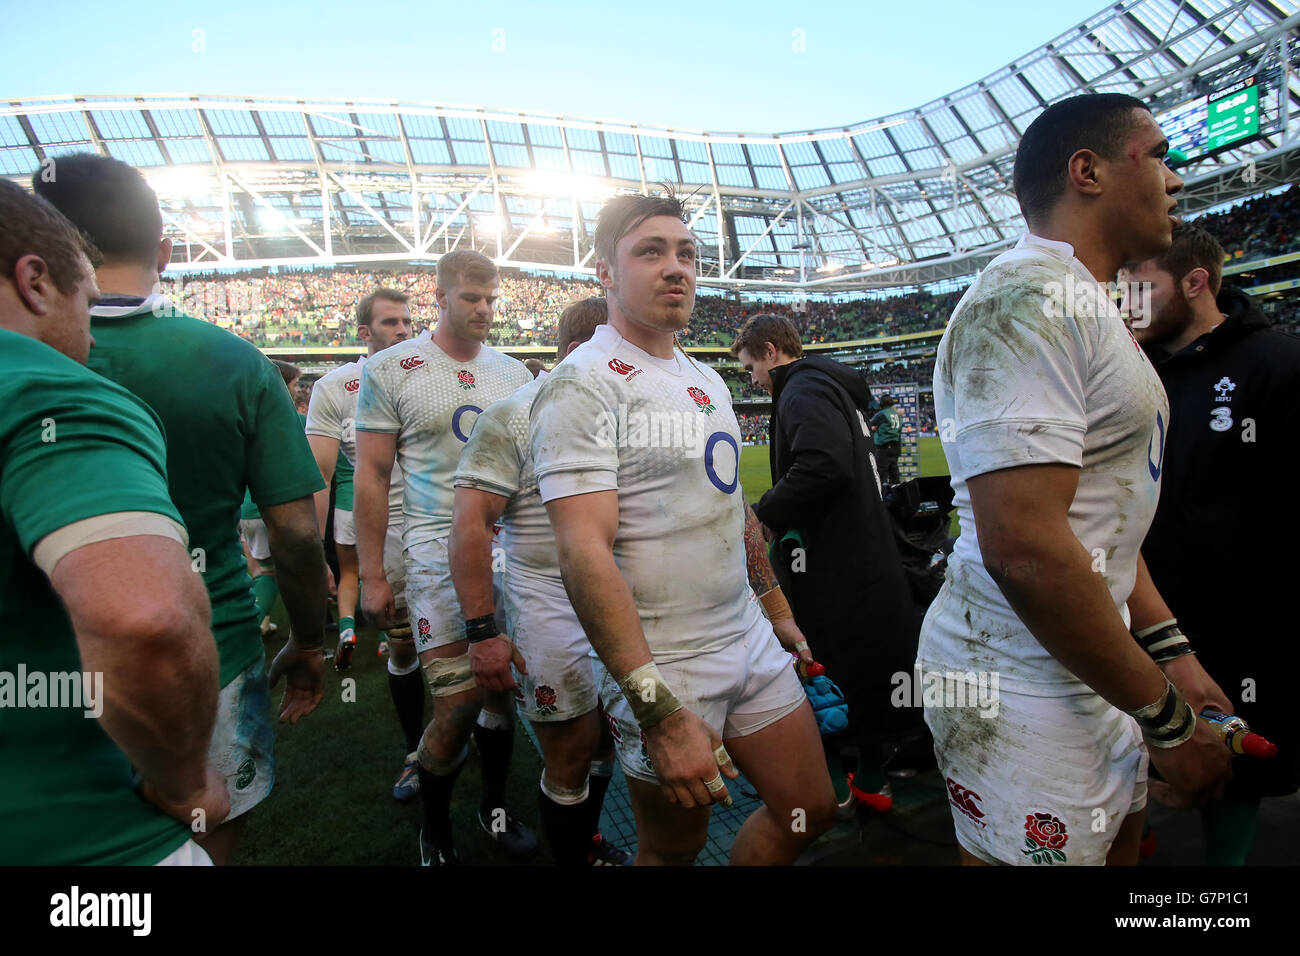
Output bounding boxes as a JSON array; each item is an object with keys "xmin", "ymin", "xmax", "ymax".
[
  {"xmin": 33, "ymin": 511, "xmax": 189, "ymax": 577},
  {"xmin": 537, "ymin": 470, "xmax": 618, "ymax": 503},
  {"xmin": 955, "ymin": 419, "xmax": 1085, "ymax": 479}
]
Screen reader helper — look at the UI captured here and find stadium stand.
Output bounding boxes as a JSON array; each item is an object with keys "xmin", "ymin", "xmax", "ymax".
[{"xmin": 155, "ymin": 186, "xmax": 1299, "ymax": 354}]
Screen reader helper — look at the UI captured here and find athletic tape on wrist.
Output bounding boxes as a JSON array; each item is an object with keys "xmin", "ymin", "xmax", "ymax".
[
  {"xmin": 618, "ymin": 662, "xmax": 683, "ymax": 730},
  {"xmin": 1128, "ymin": 678, "xmax": 1196, "ymax": 748},
  {"xmin": 1132, "ymin": 619, "xmax": 1195, "ymax": 664},
  {"xmin": 759, "ymin": 586, "xmax": 793, "ymax": 622},
  {"xmin": 464, "ymin": 614, "xmax": 498, "ymax": 644}
]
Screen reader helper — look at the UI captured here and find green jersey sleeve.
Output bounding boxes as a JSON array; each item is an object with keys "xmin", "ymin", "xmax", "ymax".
[
  {"xmin": 242, "ymin": 361, "xmax": 325, "ymax": 510},
  {"xmin": 1, "ymin": 360, "xmax": 181, "ymax": 552}
]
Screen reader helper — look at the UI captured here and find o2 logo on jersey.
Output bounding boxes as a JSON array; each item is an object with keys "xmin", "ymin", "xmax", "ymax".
[
  {"xmin": 451, "ymin": 404, "xmax": 483, "ymax": 443},
  {"xmin": 1147, "ymin": 409, "xmax": 1166, "ymax": 481},
  {"xmin": 704, "ymin": 432, "xmax": 739, "ymax": 495},
  {"xmin": 399, "ymin": 356, "xmax": 424, "ymax": 371},
  {"xmin": 344, "ymin": 378, "xmax": 360, "ymax": 393}
]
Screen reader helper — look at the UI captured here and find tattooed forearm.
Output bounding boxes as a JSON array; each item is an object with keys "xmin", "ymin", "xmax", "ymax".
[{"xmin": 743, "ymin": 501, "xmax": 778, "ymax": 595}]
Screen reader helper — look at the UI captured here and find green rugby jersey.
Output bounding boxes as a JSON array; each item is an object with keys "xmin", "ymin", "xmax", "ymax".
[
  {"xmin": 334, "ymin": 448, "xmax": 355, "ymax": 511},
  {"xmin": 88, "ymin": 296, "xmax": 324, "ymax": 686},
  {"xmin": 0, "ymin": 329, "xmax": 191, "ymax": 864}
]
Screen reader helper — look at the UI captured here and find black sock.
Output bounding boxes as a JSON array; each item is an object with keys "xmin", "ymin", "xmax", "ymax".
[
  {"xmin": 418, "ymin": 762, "xmax": 463, "ymax": 847},
  {"xmin": 538, "ymin": 786, "xmax": 595, "ymax": 866},
  {"xmin": 473, "ymin": 722, "xmax": 514, "ymax": 818},
  {"xmin": 387, "ymin": 668, "xmax": 425, "ymax": 754},
  {"xmin": 585, "ymin": 771, "xmax": 613, "ymax": 839}
]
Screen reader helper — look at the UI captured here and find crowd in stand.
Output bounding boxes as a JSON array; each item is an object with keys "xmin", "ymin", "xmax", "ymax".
[
  {"xmin": 1195, "ymin": 183, "xmax": 1298, "ymax": 261},
  {"xmin": 158, "ymin": 184, "xmax": 1299, "ymax": 352}
]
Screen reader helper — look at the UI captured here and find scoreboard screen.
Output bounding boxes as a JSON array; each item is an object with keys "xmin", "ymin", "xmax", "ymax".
[
  {"xmin": 1157, "ymin": 76, "xmax": 1261, "ymax": 163},
  {"xmin": 1206, "ymin": 77, "xmax": 1259, "ymax": 152}
]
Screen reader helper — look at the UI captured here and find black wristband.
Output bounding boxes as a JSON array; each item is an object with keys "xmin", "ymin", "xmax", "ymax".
[
  {"xmin": 1133, "ymin": 620, "xmax": 1195, "ymax": 664},
  {"xmin": 464, "ymin": 614, "xmax": 498, "ymax": 644}
]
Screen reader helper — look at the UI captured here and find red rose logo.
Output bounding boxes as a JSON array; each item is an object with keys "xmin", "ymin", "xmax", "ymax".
[
  {"xmin": 687, "ymin": 386, "xmax": 715, "ymax": 415},
  {"xmin": 1022, "ymin": 812, "xmax": 1069, "ymax": 864},
  {"xmin": 534, "ymin": 684, "xmax": 558, "ymax": 716},
  {"xmin": 345, "ymin": 378, "xmax": 360, "ymax": 393},
  {"xmin": 608, "ymin": 358, "xmax": 636, "ymax": 376},
  {"xmin": 456, "ymin": 369, "xmax": 475, "ymax": 389},
  {"xmin": 417, "ymin": 618, "xmax": 430, "ymax": 636},
  {"xmin": 400, "ymin": 355, "xmax": 424, "ymax": 371}
]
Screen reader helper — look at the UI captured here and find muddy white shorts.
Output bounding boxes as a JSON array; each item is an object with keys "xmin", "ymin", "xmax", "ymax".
[
  {"xmin": 334, "ymin": 508, "xmax": 356, "ymax": 546},
  {"xmin": 504, "ymin": 567, "xmax": 598, "ymax": 723},
  {"xmin": 239, "ymin": 518, "xmax": 270, "ymax": 562},
  {"xmin": 406, "ymin": 536, "xmax": 502, "ymax": 652},
  {"xmin": 596, "ymin": 613, "xmax": 806, "ymax": 784},
  {"xmin": 923, "ymin": 677, "xmax": 1148, "ymax": 866}
]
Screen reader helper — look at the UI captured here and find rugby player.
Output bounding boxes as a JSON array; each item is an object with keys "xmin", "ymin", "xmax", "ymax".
[
  {"xmin": 0, "ymin": 180, "xmax": 226, "ymax": 865},
  {"xmin": 36, "ymin": 154, "xmax": 330, "ymax": 866},
  {"xmin": 306, "ymin": 288, "xmax": 422, "ymax": 799},
  {"xmin": 239, "ymin": 360, "xmax": 305, "ymax": 637},
  {"xmin": 531, "ymin": 193, "xmax": 836, "ymax": 865},
  {"xmin": 451, "ymin": 296, "xmax": 631, "ymax": 865},
  {"xmin": 919, "ymin": 94, "xmax": 1232, "ymax": 866},
  {"xmin": 354, "ymin": 250, "xmax": 535, "ymax": 865}
]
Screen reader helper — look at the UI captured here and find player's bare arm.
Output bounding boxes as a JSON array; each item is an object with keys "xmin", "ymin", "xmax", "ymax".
[
  {"xmin": 547, "ymin": 490, "xmax": 737, "ymax": 809},
  {"xmin": 306, "ymin": 433, "xmax": 340, "ymax": 544},
  {"xmin": 742, "ymin": 500, "xmax": 810, "ymax": 663},
  {"xmin": 449, "ymin": 486, "xmax": 524, "ymax": 692},
  {"xmin": 262, "ymin": 496, "xmax": 330, "ymax": 722},
  {"xmin": 969, "ymin": 463, "xmax": 1231, "ymax": 799},
  {"xmin": 354, "ymin": 428, "xmax": 398, "ymax": 627},
  {"xmin": 52, "ymin": 533, "xmax": 229, "ymax": 828}
]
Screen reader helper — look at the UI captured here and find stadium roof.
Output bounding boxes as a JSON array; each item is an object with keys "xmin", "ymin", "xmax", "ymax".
[{"xmin": 4, "ymin": 0, "xmax": 1299, "ymax": 291}]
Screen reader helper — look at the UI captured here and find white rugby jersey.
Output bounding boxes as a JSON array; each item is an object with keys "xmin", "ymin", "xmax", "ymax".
[
  {"xmin": 453, "ymin": 372, "xmax": 557, "ymax": 580},
  {"xmin": 355, "ymin": 337, "xmax": 531, "ymax": 548},
  {"xmin": 305, "ymin": 358, "xmax": 403, "ymax": 522},
  {"xmin": 920, "ymin": 233, "xmax": 1170, "ymax": 693},
  {"xmin": 530, "ymin": 323, "xmax": 761, "ymax": 663}
]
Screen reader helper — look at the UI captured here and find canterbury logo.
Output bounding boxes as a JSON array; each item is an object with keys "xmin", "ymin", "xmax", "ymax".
[
  {"xmin": 345, "ymin": 378, "xmax": 360, "ymax": 392},
  {"xmin": 946, "ymin": 777, "xmax": 986, "ymax": 825},
  {"xmin": 400, "ymin": 356, "xmax": 424, "ymax": 371},
  {"xmin": 608, "ymin": 358, "xmax": 637, "ymax": 376}
]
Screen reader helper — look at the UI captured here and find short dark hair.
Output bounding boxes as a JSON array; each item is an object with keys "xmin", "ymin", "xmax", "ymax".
[
  {"xmin": 556, "ymin": 297, "xmax": 607, "ymax": 358},
  {"xmin": 31, "ymin": 153, "xmax": 164, "ymax": 268},
  {"xmin": 1013, "ymin": 94, "xmax": 1151, "ymax": 226},
  {"xmin": 730, "ymin": 312, "xmax": 804, "ymax": 360},
  {"xmin": 594, "ymin": 191, "xmax": 688, "ymax": 266},
  {"xmin": 355, "ymin": 287, "xmax": 409, "ymax": 328},
  {"xmin": 272, "ymin": 359, "xmax": 300, "ymax": 388},
  {"xmin": 0, "ymin": 179, "xmax": 97, "ymax": 295},
  {"xmin": 436, "ymin": 250, "xmax": 497, "ymax": 290},
  {"xmin": 1153, "ymin": 221, "xmax": 1225, "ymax": 297}
]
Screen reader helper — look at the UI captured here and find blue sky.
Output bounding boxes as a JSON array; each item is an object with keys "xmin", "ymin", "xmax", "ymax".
[{"xmin": 3, "ymin": 1, "xmax": 1093, "ymax": 131}]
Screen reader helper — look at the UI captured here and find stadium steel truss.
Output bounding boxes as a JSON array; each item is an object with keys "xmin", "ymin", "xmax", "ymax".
[{"xmin": 3, "ymin": 0, "xmax": 1299, "ymax": 293}]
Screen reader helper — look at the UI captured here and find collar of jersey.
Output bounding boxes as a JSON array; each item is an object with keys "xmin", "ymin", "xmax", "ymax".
[
  {"xmin": 90, "ymin": 292, "xmax": 172, "ymax": 318},
  {"xmin": 594, "ymin": 324, "xmax": 684, "ymax": 377},
  {"xmin": 1018, "ymin": 231, "xmax": 1077, "ymax": 262},
  {"xmin": 1018, "ymin": 232, "xmax": 1113, "ymax": 298}
]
